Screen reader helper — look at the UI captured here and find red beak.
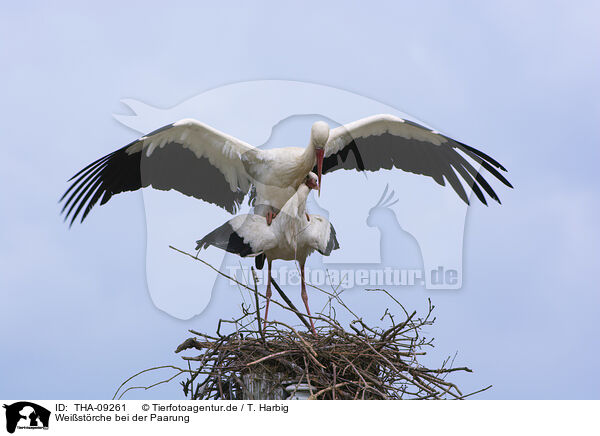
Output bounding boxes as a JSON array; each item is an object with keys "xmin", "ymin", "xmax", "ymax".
[{"xmin": 316, "ymin": 148, "xmax": 324, "ymax": 196}]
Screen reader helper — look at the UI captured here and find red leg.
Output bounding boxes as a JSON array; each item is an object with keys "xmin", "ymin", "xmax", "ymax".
[
  {"xmin": 306, "ymin": 212, "xmax": 310, "ymax": 221},
  {"xmin": 300, "ymin": 263, "xmax": 317, "ymax": 337},
  {"xmin": 263, "ymin": 260, "xmax": 272, "ymax": 331}
]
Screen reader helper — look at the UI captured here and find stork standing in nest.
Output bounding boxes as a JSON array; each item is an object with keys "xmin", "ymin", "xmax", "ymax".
[{"xmin": 196, "ymin": 173, "xmax": 339, "ymax": 336}]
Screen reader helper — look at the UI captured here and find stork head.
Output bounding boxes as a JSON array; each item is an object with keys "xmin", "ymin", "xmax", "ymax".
[
  {"xmin": 310, "ymin": 121, "xmax": 329, "ymax": 196},
  {"xmin": 304, "ymin": 172, "xmax": 319, "ymax": 191}
]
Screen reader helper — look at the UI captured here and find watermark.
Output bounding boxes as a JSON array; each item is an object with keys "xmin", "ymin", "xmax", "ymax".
[
  {"xmin": 227, "ymin": 265, "xmax": 459, "ymax": 289},
  {"xmin": 113, "ymin": 80, "xmax": 472, "ymax": 319}
]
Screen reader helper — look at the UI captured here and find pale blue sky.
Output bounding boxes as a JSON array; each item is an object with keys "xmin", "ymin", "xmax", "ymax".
[{"xmin": 1, "ymin": 1, "xmax": 599, "ymax": 399}]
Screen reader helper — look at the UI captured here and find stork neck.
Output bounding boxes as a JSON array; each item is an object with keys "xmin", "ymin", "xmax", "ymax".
[
  {"xmin": 276, "ymin": 184, "xmax": 310, "ymax": 225},
  {"xmin": 294, "ymin": 184, "xmax": 310, "ymax": 216},
  {"xmin": 275, "ymin": 183, "xmax": 310, "ymax": 232},
  {"xmin": 274, "ymin": 184, "xmax": 310, "ymax": 248},
  {"xmin": 302, "ymin": 140, "xmax": 317, "ymax": 169}
]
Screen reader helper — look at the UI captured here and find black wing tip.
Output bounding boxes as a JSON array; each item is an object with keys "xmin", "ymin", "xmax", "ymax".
[
  {"xmin": 255, "ymin": 253, "xmax": 266, "ymax": 270},
  {"xmin": 454, "ymin": 140, "xmax": 508, "ymax": 171},
  {"xmin": 196, "ymin": 222, "xmax": 256, "ymax": 257},
  {"xmin": 64, "ymin": 215, "xmax": 75, "ymax": 228},
  {"xmin": 59, "ymin": 143, "xmax": 144, "ymax": 226},
  {"xmin": 456, "ymin": 194, "xmax": 470, "ymax": 206},
  {"xmin": 454, "ymin": 144, "xmax": 513, "ymax": 194},
  {"xmin": 485, "ymin": 189, "xmax": 502, "ymax": 205},
  {"xmin": 329, "ymin": 223, "xmax": 341, "ymax": 252},
  {"xmin": 60, "ymin": 204, "xmax": 91, "ymax": 227}
]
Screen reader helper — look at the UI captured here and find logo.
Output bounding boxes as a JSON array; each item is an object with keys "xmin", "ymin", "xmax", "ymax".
[{"xmin": 3, "ymin": 402, "xmax": 50, "ymax": 434}]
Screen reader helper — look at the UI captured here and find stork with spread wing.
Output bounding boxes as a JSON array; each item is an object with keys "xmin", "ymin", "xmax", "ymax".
[
  {"xmin": 61, "ymin": 114, "xmax": 511, "ymax": 226},
  {"xmin": 196, "ymin": 173, "xmax": 338, "ymax": 336}
]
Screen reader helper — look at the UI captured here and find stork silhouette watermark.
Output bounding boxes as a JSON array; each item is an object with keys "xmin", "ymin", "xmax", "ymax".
[{"xmin": 110, "ymin": 80, "xmax": 491, "ymax": 318}]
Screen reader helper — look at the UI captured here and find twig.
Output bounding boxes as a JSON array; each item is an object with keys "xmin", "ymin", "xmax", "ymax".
[
  {"xmin": 118, "ymin": 252, "xmax": 490, "ymax": 400},
  {"xmin": 270, "ymin": 278, "xmax": 312, "ymax": 332}
]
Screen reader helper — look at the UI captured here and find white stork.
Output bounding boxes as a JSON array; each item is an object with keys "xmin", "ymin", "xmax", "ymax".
[
  {"xmin": 196, "ymin": 173, "xmax": 338, "ymax": 336},
  {"xmin": 60, "ymin": 114, "xmax": 511, "ymax": 225}
]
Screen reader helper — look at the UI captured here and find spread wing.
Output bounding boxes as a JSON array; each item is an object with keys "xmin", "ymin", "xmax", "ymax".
[
  {"xmin": 320, "ymin": 114, "xmax": 512, "ymax": 205},
  {"xmin": 61, "ymin": 119, "xmax": 260, "ymax": 225},
  {"xmin": 195, "ymin": 214, "xmax": 277, "ymax": 257},
  {"xmin": 302, "ymin": 215, "xmax": 340, "ymax": 256}
]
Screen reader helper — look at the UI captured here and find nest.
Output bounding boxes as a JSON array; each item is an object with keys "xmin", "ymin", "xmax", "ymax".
[{"xmin": 113, "ymin": 248, "xmax": 490, "ymax": 400}]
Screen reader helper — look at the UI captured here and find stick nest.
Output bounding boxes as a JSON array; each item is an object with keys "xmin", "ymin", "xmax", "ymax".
[{"xmin": 114, "ymin": 248, "xmax": 491, "ymax": 400}]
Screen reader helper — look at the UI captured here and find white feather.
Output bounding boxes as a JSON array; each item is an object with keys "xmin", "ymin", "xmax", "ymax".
[{"xmin": 325, "ymin": 113, "xmax": 448, "ymax": 157}]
